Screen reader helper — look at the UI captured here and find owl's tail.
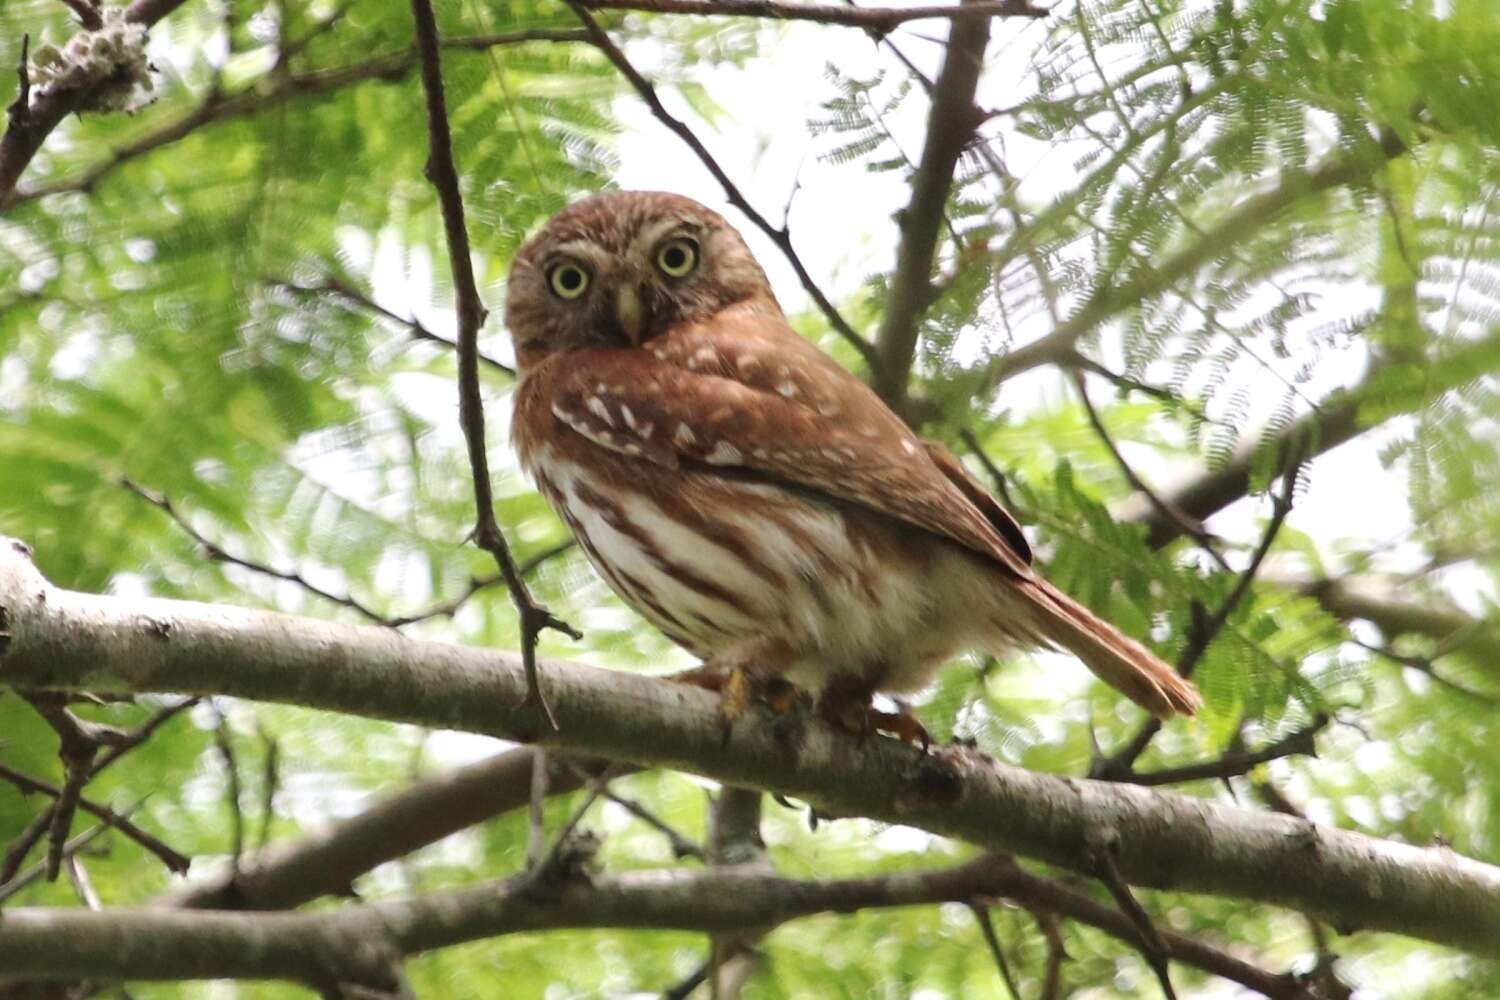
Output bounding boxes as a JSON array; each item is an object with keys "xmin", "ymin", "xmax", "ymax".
[{"xmin": 1016, "ymin": 578, "xmax": 1201, "ymax": 719}]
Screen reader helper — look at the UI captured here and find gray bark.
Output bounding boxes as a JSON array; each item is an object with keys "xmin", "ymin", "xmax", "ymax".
[{"xmin": 3, "ymin": 538, "xmax": 1499, "ymax": 959}]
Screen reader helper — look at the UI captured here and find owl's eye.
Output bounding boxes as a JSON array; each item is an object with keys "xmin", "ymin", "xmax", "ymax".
[
  {"xmin": 655, "ymin": 237, "xmax": 699, "ymax": 278},
  {"xmin": 547, "ymin": 261, "xmax": 590, "ymax": 300}
]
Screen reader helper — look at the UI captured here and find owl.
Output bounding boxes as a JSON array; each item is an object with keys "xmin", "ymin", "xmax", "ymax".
[{"xmin": 507, "ymin": 190, "xmax": 1200, "ymax": 740}]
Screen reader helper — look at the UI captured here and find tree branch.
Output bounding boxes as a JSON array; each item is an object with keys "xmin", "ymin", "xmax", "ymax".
[
  {"xmin": 0, "ymin": 855, "xmax": 1305, "ymax": 996},
  {"xmin": 576, "ymin": 0, "xmax": 1047, "ymax": 28},
  {"xmin": 871, "ymin": 0, "xmax": 993, "ymax": 407},
  {"xmin": 6, "ymin": 30, "xmax": 591, "ymax": 207},
  {"xmin": 0, "ymin": 762, "xmax": 189, "ymax": 877},
  {"xmin": 151, "ymin": 755, "xmax": 1307, "ymax": 998},
  {"xmin": 1128, "ymin": 321, "xmax": 1500, "ymax": 548},
  {"xmin": 3, "ymin": 539, "xmax": 1500, "ymax": 959},
  {"xmin": 408, "ymin": 0, "xmax": 577, "ymax": 732},
  {"xmin": 0, "ymin": 0, "xmax": 192, "ymax": 207},
  {"xmin": 270, "ymin": 277, "xmax": 515, "ymax": 376},
  {"xmin": 987, "ymin": 133, "xmax": 1407, "ymax": 387}
]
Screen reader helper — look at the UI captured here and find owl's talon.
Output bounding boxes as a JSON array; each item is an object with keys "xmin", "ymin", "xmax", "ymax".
[
  {"xmin": 867, "ymin": 706, "xmax": 931, "ymax": 751},
  {"xmin": 819, "ymin": 693, "xmax": 929, "ymax": 750},
  {"xmin": 717, "ymin": 665, "xmax": 756, "ymax": 744}
]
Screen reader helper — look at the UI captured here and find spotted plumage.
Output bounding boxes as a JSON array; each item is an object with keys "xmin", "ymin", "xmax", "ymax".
[{"xmin": 508, "ymin": 190, "xmax": 1200, "ymax": 722}]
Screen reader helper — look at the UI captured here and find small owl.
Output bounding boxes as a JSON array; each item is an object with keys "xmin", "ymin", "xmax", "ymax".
[{"xmin": 507, "ymin": 190, "xmax": 1199, "ymax": 738}]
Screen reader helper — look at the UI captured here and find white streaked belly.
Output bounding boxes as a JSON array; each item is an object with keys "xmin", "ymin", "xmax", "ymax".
[{"xmin": 532, "ymin": 452, "xmax": 935, "ymax": 680}]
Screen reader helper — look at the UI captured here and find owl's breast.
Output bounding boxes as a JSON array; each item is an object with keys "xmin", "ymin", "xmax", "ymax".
[{"xmin": 525, "ymin": 436, "xmax": 939, "ymax": 675}]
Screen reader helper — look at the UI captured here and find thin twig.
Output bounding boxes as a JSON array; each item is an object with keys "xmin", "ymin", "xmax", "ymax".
[
  {"xmin": 0, "ymin": 814, "xmax": 132, "ymax": 905},
  {"xmin": 212, "ymin": 704, "xmax": 246, "ymax": 877},
  {"xmin": 271, "ymin": 276, "xmax": 514, "ymax": 376},
  {"xmin": 1092, "ymin": 845, "xmax": 1176, "ymax": 999},
  {"xmin": 1124, "ymin": 714, "xmax": 1328, "ymax": 787},
  {"xmin": 1033, "ymin": 908, "xmax": 1067, "ymax": 1000},
  {"xmin": 566, "ymin": 2, "xmax": 881, "ymax": 375},
  {"xmin": 0, "ymin": 809, "xmax": 53, "ymax": 886},
  {"xmin": 257, "ymin": 725, "xmax": 280, "ymax": 852},
  {"xmin": 1071, "ymin": 371, "xmax": 1229, "ymax": 571},
  {"xmin": 0, "ymin": 762, "xmax": 190, "ymax": 875},
  {"xmin": 58, "ymin": 0, "xmax": 105, "ymax": 30},
  {"xmin": 23, "ymin": 694, "xmax": 107, "ymax": 881},
  {"xmin": 2, "ymin": 697, "xmax": 201, "ymax": 883},
  {"xmin": 970, "ymin": 903, "xmax": 1021, "ymax": 1000},
  {"xmin": 65, "ymin": 853, "xmax": 103, "ymax": 909},
  {"xmin": 527, "ymin": 747, "xmax": 549, "ymax": 870},
  {"xmin": 958, "ymin": 427, "xmax": 1022, "ymax": 517},
  {"xmin": 576, "ymin": 0, "xmax": 1047, "ymax": 28},
  {"xmin": 1093, "ymin": 445, "xmax": 1305, "ymax": 779},
  {"xmin": 409, "ymin": 0, "xmax": 577, "ymax": 733},
  {"xmin": 124, "ymin": 478, "xmax": 393, "ymax": 625},
  {"xmin": 601, "ymin": 786, "xmax": 704, "ymax": 860}
]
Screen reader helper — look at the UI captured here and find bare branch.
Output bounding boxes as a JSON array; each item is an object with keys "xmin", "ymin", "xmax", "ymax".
[
  {"xmin": 0, "ymin": 855, "xmax": 1310, "ymax": 997},
  {"xmin": 410, "ymin": 0, "xmax": 578, "ymax": 730},
  {"xmin": 124, "ymin": 478, "xmax": 392, "ymax": 625},
  {"xmin": 1071, "ymin": 371, "xmax": 1228, "ymax": 571},
  {"xmin": 566, "ymin": 3, "xmax": 882, "ymax": 374},
  {"xmin": 577, "ymin": 0, "xmax": 1047, "ymax": 27},
  {"xmin": 169, "ymin": 750, "xmax": 604, "ymax": 910},
  {"xmin": 0, "ymin": 762, "xmax": 189, "ymax": 876},
  {"xmin": 4, "ymin": 540, "xmax": 1500, "ymax": 960},
  {"xmin": 1124, "ymin": 714, "xmax": 1330, "ymax": 787},
  {"xmin": 270, "ymin": 277, "xmax": 514, "ymax": 376}
]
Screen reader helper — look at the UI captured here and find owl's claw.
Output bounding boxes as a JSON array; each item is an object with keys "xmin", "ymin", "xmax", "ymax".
[
  {"xmin": 866, "ymin": 705, "xmax": 931, "ymax": 752},
  {"xmin": 819, "ymin": 693, "xmax": 930, "ymax": 751},
  {"xmin": 717, "ymin": 665, "xmax": 755, "ymax": 744}
]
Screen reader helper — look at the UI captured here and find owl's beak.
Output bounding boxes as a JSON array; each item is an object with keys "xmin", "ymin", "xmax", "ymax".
[{"xmin": 615, "ymin": 284, "xmax": 645, "ymax": 345}]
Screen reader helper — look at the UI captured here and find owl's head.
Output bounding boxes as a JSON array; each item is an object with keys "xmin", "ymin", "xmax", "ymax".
[{"xmin": 506, "ymin": 191, "xmax": 775, "ymax": 370}]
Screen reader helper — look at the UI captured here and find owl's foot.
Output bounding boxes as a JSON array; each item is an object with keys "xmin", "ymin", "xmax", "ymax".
[
  {"xmin": 818, "ymin": 692, "xmax": 930, "ymax": 750},
  {"xmin": 866, "ymin": 704, "xmax": 931, "ymax": 751}
]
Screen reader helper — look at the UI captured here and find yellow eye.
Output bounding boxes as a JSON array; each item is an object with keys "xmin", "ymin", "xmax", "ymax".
[
  {"xmin": 547, "ymin": 261, "xmax": 590, "ymax": 300},
  {"xmin": 655, "ymin": 237, "xmax": 698, "ymax": 278}
]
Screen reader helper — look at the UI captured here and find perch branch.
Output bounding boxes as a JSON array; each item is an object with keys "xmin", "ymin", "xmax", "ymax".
[{"xmin": 3, "ymin": 539, "xmax": 1500, "ymax": 960}]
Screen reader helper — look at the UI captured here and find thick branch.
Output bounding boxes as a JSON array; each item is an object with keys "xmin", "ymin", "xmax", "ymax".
[
  {"xmin": 577, "ymin": 0, "xmax": 1046, "ymax": 28},
  {"xmin": 3, "ymin": 540, "xmax": 1500, "ymax": 958},
  {"xmin": 167, "ymin": 749, "xmax": 598, "ymax": 910},
  {"xmin": 871, "ymin": 0, "xmax": 992, "ymax": 407},
  {"xmin": 0, "ymin": 856, "xmax": 1301, "ymax": 996}
]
